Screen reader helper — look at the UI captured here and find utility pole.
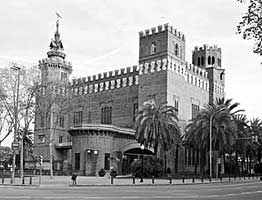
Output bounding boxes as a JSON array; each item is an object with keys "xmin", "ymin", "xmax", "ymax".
[{"xmin": 10, "ymin": 65, "xmax": 21, "ymax": 184}]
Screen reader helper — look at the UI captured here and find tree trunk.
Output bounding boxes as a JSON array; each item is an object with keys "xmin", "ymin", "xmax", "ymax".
[{"xmin": 175, "ymin": 144, "xmax": 178, "ymax": 174}]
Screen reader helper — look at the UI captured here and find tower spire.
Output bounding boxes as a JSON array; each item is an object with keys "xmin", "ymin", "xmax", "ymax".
[
  {"xmin": 47, "ymin": 13, "xmax": 65, "ymax": 59},
  {"xmin": 49, "ymin": 13, "xmax": 64, "ymax": 51}
]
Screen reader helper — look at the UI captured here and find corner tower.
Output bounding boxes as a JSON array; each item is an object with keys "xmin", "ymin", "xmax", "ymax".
[
  {"xmin": 39, "ymin": 17, "xmax": 72, "ymax": 84},
  {"xmin": 139, "ymin": 23, "xmax": 186, "ymax": 65},
  {"xmin": 192, "ymin": 45, "xmax": 225, "ymax": 104},
  {"xmin": 138, "ymin": 24, "xmax": 186, "ymax": 107}
]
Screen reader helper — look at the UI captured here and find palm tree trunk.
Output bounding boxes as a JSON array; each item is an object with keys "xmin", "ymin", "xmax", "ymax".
[{"xmin": 175, "ymin": 144, "xmax": 178, "ymax": 174}]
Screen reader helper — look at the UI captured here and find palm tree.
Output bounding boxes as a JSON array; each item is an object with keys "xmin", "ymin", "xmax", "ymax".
[
  {"xmin": 185, "ymin": 102, "xmax": 238, "ymax": 175},
  {"xmin": 134, "ymin": 98, "xmax": 181, "ymax": 156},
  {"xmin": 250, "ymin": 118, "xmax": 262, "ymax": 164}
]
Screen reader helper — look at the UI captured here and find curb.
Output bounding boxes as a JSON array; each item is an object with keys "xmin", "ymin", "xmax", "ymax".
[{"xmin": 68, "ymin": 179, "xmax": 260, "ymax": 187}]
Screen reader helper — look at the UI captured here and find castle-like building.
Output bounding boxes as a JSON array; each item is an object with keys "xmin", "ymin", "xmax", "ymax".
[{"xmin": 33, "ymin": 20, "xmax": 225, "ymax": 176}]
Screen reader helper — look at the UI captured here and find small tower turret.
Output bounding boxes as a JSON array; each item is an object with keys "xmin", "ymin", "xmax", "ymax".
[
  {"xmin": 192, "ymin": 44, "xmax": 225, "ymax": 104},
  {"xmin": 192, "ymin": 44, "xmax": 221, "ymax": 69}
]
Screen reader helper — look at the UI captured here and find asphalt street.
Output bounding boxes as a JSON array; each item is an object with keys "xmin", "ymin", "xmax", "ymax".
[{"xmin": 0, "ymin": 181, "xmax": 262, "ymax": 200}]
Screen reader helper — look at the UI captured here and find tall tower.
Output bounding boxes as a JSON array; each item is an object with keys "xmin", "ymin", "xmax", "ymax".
[
  {"xmin": 138, "ymin": 24, "xmax": 186, "ymax": 107},
  {"xmin": 39, "ymin": 17, "xmax": 72, "ymax": 84},
  {"xmin": 192, "ymin": 45, "xmax": 225, "ymax": 104},
  {"xmin": 139, "ymin": 23, "xmax": 185, "ymax": 65},
  {"xmin": 35, "ymin": 17, "xmax": 73, "ymax": 174}
]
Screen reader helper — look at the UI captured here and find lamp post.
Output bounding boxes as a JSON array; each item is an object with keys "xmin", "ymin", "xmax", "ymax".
[
  {"xmin": 10, "ymin": 65, "xmax": 21, "ymax": 184},
  {"xmin": 209, "ymin": 107, "xmax": 226, "ymax": 180},
  {"xmin": 140, "ymin": 144, "xmax": 145, "ymax": 182}
]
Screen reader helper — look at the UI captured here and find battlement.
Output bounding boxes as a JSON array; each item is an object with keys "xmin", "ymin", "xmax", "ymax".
[
  {"xmin": 39, "ymin": 58, "xmax": 72, "ymax": 67},
  {"xmin": 193, "ymin": 44, "xmax": 221, "ymax": 52},
  {"xmin": 139, "ymin": 23, "xmax": 185, "ymax": 41},
  {"xmin": 71, "ymin": 65, "xmax": 139, "ymax": 86},
  {"xmin": 138, "ymin": 58, "xmax": 209, "ymax": 91},
  {"xmin": 185, "ymin": 62, "xmax": 208, "ymax": 79}
]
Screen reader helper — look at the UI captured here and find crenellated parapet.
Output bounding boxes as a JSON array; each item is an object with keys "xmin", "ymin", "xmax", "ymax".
[
  {"xmin": 39, "ymin": 58, "xmax": 72, "ymax": 73},
  {"xmin": 138, "ymin": 58, "xmax": 209, "ymax": 91},
  {"xmin": 194, "ymin": 44, "xmax": 221, "ymax": 52},
  {"xmin": 70, "ymin": 65, "xmax": 139, "ymax": 95},
  {"xmin": 139, "ymin": 23, "xmax": 185, "ymax": 41}
]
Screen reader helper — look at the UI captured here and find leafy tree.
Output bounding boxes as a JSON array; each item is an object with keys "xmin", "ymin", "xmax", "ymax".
[
  {"xmin": 134, "ymin": 98, "xmax": 181, "ymax": 156},
  {"xmin": 0, "ymin": 64, "xmax": 39, "ymax": 144},
  {"xmin": 237, "ymin": 0, "xmax": 262, "ymax": 56}
]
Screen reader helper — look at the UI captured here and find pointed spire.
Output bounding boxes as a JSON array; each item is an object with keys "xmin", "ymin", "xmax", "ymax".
[
  {"xmin": 47, "ymin": 13, "xmax": 65, "ymax": 59},
  {"xmin": 49, "ymin": 13, "xmax": 64, "ymax": 51}
]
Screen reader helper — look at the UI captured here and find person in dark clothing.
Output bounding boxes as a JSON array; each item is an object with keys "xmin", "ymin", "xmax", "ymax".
[{"xmin": 71, "ymin": 173, "xmax": 77, "ymax": 185}]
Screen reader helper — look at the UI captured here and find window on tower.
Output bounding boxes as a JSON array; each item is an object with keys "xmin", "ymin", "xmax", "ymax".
[
  {"xmin": 151, "ymin": 42, "xmax": 157, "ymax": 54},
  {"xmin": 175, "ymin": 43, "xmax": 179, "ymax": 56},
  {"xmin": 197, "ymin": 57, "xmax": 201, "ymax": 66},
  {"xmin": 212, "ymin": 56, "xmax": 215, "ymax": 65},
  {"xmin": 61, "ymin": 71, "xmax": 68, "ymax": 82},
  {"xmin": 208, "ymin": 56, "xmax": 211, "ymax": 65}
]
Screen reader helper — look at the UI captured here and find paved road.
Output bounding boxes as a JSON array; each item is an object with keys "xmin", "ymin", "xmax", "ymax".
[{"xmin": 0, "ymin": 181, "xmax": 262, "ymax": 200}]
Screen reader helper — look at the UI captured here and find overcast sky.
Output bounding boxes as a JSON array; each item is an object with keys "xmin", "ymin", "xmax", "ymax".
[{"xmin": 1, "ymin": 0, "xmax": 262, "ymax": 145}]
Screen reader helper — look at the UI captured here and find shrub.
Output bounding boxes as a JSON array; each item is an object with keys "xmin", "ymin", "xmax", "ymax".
[
  {"xmin": 131, "ymin": 156, "xmax": 164, "ymax": 178},
  {"xmin": 110, "ymin": 168, "xmax": 117, "ymax": 177},
  {"xmin": 98, "ymin": 168, "xmax": 106, "ymax": 177}
]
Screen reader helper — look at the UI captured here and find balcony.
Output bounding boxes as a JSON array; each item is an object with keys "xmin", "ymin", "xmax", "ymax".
[{"xmin": 55, "ymin": 142, "xmax": 72, "ymax": 149}]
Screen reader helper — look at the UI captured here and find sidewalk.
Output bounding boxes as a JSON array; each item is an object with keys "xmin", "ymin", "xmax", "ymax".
[{"xmin": 0, "ymin": 175, "xmax": 260, "ymax": 187}]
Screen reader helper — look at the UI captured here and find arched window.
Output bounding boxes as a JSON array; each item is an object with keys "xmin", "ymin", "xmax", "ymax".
[
  {"xmin": 151, "ymin": 42, "xmax": 157, "ymax": 54},
  {"xmin": 208, "ymin": 56, "xmax": 211, "ymax": 65},
  {"xmin": 201, "ymin": 56, "xmax": 204, "ymax": 66},
  {"xmin": 180, "ymin": 45, "xmax": 182, "ymax": 58},
  {"xmin": 175, "ymin": 43, "xmax": 179, "ymax": 56},
  {"xmin": 212, "ymin": 56, "xmax": 215, "ymax": 65},
  {"xmin": 197, "ymin": 57, "xmax": 201, "ymax": 66}
]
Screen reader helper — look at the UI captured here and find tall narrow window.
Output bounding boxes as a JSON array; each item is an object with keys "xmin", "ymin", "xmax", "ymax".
[
  {"xmin": 104, "ymin": 153, "xmax": 110, "ymax": 170},
  {"xmin": 58, "ymin": 136, "xmax": 63, "ymax": 144},
  {"xmin": 73, "ymin": 111, "xmax": 83, "ymax": 127},
  {"xmin": 101, "ymin": 106, "xmax": 112, "ymax": 124},
  {"xmin": 180, "ymin": 45, "xmax": 182, "ymax": 58},
  {"xmin": 174, "ymin": 99, "xmax": 179, "ymax": 116},
  {"xmin": 75, "ymin": 153, "xmax": 80, "ymax": 170},
  {"xmin": 175, "ymin": 43, "xmax": 179, "ymax": 56},
  {"xmin": 197, "ymin": 57, "xmax": 201, "ymax": 66},
  {"xmin": 208, "ymin": 56, "xmax": 211, "ymax": 65},
  {"xmin": 151, "ymin": 42, "xmax": 157, "ymax": 54},
  {"xmin": 192, "ymin": 104, "xmax": 200, "ymax": 119},
  {"xmin": 212, "ymin": 56, "xmax": 215, "ymax": 65},
  {"xmin": 133, "ymin": 103, "xmax": 138, "ymax": 122},
  {"xmin": 59, "ymin": 115, "xmax": 64, "ymax": 128}
]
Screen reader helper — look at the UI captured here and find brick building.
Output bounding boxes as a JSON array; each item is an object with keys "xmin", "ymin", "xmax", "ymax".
[{"xmin": 34, "ymin": 21, "xmax": 225, "ymax": 176}]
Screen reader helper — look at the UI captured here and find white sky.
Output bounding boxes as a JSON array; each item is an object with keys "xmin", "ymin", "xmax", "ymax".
[{"xmin": 1, "ymin": 0, "xmax": 262, "ymax": 145}]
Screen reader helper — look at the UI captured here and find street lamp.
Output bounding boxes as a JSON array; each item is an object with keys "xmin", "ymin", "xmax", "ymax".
[
  {"xmin": 10, "ymin": 65, "xmax": 21, "ymax": 184},
  {"xmin": 209, "ymin": 107, "xmax": 226, "ymax": 180},
  {"xmin": 140, "ymin": 144, "xmax": 145, "ymax": 182}
]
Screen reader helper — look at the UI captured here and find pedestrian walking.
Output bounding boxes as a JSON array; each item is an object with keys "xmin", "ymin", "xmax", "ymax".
[{"xmin": 71, "ymin": 173, "xmax": 77, "ymax": 185}]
